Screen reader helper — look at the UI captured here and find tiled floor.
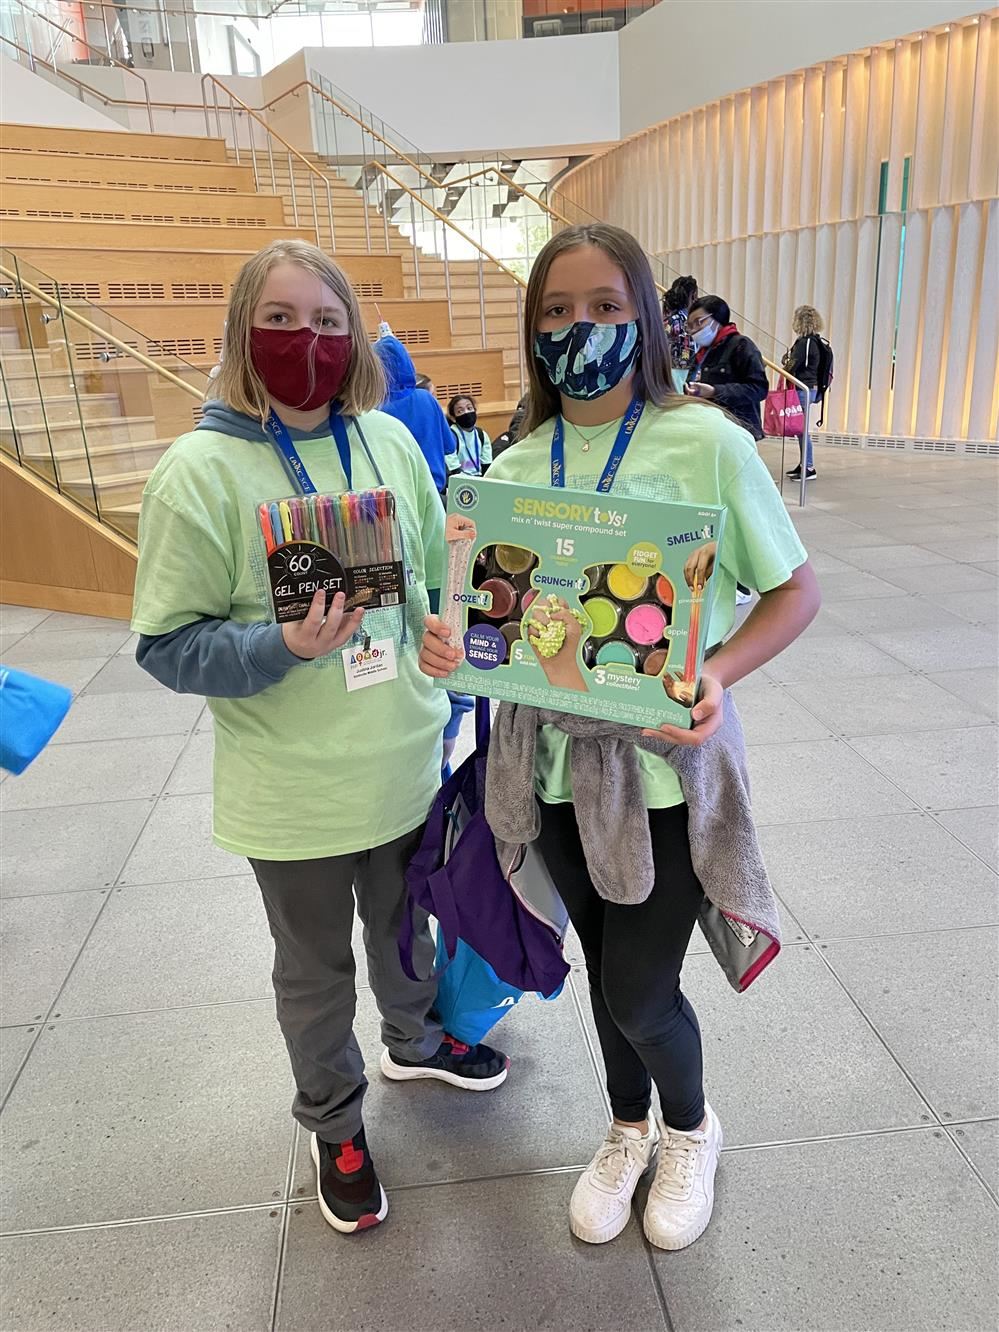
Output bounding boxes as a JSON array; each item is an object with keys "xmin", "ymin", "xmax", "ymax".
[{"xmin": 1, "ymin": 445, "xmax": 997, "ymax": 1332}]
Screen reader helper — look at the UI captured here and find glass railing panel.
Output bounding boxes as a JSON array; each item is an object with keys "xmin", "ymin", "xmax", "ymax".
[{"xmin": 0, "ymin": 249, "xmax": 209, "ymax": 542}]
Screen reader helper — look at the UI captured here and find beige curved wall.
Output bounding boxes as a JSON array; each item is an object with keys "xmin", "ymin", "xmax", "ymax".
[{"xmin": 554, "ymin": 11, "xmax": 999, "ymax": 444}]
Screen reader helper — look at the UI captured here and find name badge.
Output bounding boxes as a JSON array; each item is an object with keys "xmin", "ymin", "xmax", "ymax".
[{"xmin": 342, "ymin": 637, "xmax": 398, "ymax": 692}]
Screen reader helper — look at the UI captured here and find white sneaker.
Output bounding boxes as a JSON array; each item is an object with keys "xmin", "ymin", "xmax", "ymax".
[
  {"xmin": 643, "ymin": 1103, "xmax": 723, "ymax": 1251},
  {"xmin": 570, "ymin": 1120, "xmax": 660, "ymax": 1245},
  {"xmin": 735, "ymin": 588, "xmax": 753, "ymax": 605}
]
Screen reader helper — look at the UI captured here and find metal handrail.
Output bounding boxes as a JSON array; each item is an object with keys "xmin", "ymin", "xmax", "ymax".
[
  {"xmin": 369, "ymin": 162, "xmax": 526, "ymax": 290},
  {"xmin": 199, "ymin": 73, "xmax": 334, "ymax": 245},
  {"xmin": 0, "ymin": 262, "xmax": 205, "ymax": 400},
  {"xmin": 14, "ymin": 1, "xmax": 154, "ymax": 130}
]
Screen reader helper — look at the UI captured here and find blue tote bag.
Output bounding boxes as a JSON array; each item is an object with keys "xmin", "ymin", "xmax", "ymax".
[{"xmin": 401, "ymin": 698, "xmax": 568, "ymax": 1041}]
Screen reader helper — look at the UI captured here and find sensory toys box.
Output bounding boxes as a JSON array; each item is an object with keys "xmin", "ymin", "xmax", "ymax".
[{"xmin": 440, "ymin": 477, "xmax": 727, "ymax": 729}]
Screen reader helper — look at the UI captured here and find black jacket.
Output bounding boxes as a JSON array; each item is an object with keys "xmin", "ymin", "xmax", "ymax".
[
  {"xmin": 688, "ymin": 331, "xmax": 769, "ymax": 440},
  {"xmin": 783, "ymin": 335, "xmax": 820, "ymax": 389}
]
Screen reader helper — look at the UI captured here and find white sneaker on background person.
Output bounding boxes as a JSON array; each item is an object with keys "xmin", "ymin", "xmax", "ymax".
[
  {"xmin": 643, "ymin": 1102, "xmax": 723, "ymax": 1251},
  {"xmin": 569, "ymin": 1119, "xmax": 660, "ymax": 1244}
]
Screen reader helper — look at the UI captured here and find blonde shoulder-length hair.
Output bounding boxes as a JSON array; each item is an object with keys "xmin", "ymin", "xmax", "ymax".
[
  {"xmin": 213, "ymin": 239, "xmax": 384, "ymax": 421},
  {"xmin": 792, "ymin": 305, "xmax": 824, "ymax": 337},
  {"xmin": 519, "ymin": 223, "xmax": 705, "ymax": 438}
]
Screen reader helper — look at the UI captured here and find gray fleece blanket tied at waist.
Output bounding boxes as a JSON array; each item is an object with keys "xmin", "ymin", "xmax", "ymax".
[{"xmin": 484, "ymin": 696, "xmax": 781, "ymax": 992}]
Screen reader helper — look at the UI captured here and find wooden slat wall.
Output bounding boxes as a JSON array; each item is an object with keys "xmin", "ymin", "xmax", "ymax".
[{"xmin": 553, "ymin": 12, "xmax": 999, "ymax": 441}]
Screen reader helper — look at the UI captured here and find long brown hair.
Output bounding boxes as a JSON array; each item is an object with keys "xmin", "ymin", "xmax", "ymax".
[
  {"xmin": 214, "ymin": 239, "xmax": 385, "ymax": 421},
  {"xmin": 519, "ymin": 223, "xmax": 693, "ymax": 438}
]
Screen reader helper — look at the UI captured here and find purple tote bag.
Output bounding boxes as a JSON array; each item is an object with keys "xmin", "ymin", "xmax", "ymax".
[{"xmin": 400, "ymin": 699, "xmax": 568, "ymax": 998}]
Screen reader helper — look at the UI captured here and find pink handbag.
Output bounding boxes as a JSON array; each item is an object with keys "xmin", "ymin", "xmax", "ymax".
[{"xmin": 764, "ymin": 382, "xmax": 805, "ymax": 437}]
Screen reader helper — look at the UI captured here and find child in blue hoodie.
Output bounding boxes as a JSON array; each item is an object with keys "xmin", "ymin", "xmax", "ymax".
[{"xmin": 374, "ymin": 333, "xmax": 452, "ymax": 496}]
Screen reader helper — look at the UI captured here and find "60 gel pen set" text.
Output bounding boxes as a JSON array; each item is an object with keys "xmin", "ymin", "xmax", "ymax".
[{"xmin": 258, "ymin": 488, "xmax": 406, "ymax": 624}]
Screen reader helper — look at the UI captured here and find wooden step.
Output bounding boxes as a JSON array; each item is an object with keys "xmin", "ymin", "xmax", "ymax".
[
  {"xmin": 12, "ymin": 249, "xmax": 407, "ymax": 303},
  {"xmin": 2, "ymin": 416, "xmax": 158, "ymax": 449},
  {"xmin": 0, "ymin": 181, "xmax": 287, "ymax": 228},
  {"xmin": 1, "ymin": 124, "xmax": 229, "ymax": 163},
  {"xmin": 2, "ymin": 219, "xmax": 318, "ymax": 253},
  {"xmin": 0, "ymin": 345, "xmax": 70, "ymax": 372},
  {"xmin": 1, "ymin": 393, "xmax": 122, "ymax": 427},
  {"xmin": 0, "ymin": 151, "xmax": 256, "ymax": 195}
]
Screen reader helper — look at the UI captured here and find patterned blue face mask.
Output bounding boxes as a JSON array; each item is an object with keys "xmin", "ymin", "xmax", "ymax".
[{"xmin": 534, "ymin": 320, "xmax": 641, "ymax": 400}]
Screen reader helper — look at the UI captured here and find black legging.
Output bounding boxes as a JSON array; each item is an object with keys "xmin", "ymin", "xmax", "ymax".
[{"xmin": 536, "ymin": 801, "xmax": 705, "ymax": 1132}]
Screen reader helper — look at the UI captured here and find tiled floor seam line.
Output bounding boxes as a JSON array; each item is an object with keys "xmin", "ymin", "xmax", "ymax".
[
  {"xmin": 787, "ymin": 921, "xmax": 999, "ymax": 946},
  {"xmin": 0, "ymin": 1199, "xmax": 287, "ymax": 1239},
  {"xmin": 790, "ymin": 931, "xmax": 947, "ymax": 1127},
  {"xmin": 287, "ymin": 1122, "xmax": 953, "ymax": 1209},
  {"xmin": 0, "ymin": 725, "xmax": 192, "ymax": 1113},
  {"xmin": 754, "ymin": 670, "xmax": 995, "ymax": 840},
  {"xmin": 942, "ymin": 1126, "xmax": 999, "ymax": 1205},
  {"xmin": 268, "ymin": 1128, "xmax": 298, "ymax": 1332},
  {"xmin": 0, "ymin": 1124, "xmax": 968, "ymax": 1242}
]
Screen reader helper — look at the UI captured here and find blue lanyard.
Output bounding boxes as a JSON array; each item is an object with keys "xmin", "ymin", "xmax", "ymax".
[
  {"xmin": 266, "ymin": 409, "xmax": 383, "ymax": 495},
  {"xmin": 550, "ymin": 395, "xmax": 645, "ymax": 492},
  {"xmin": 454, "ymin": 425, "xmax": 480, "ymax": 473},
  {"xmin": 264, "ymin": 409, "xmax": 405, "ymax": 644}
]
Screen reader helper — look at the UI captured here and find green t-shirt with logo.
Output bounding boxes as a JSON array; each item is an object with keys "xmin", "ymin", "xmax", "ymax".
[
  {"xmin": 130, "ymin": 414, "xmax": 450, "ymax": 859},
  {"xmin": 486, "ymin": 401, "xmax": 808, "ymax": 807}
]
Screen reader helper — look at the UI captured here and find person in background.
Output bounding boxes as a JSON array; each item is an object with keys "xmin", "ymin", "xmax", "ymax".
[
  {"xmin": 446, "ymin": 394, "xmax": 492, "ymax": 477},
  {"xmin": 131, "ymin": 240, "xmax": 508, "ymax": 1240},
  {"xmin": 421, "ymin": 222, "xmax": 819, "ymax": 1256},
  {"xmin": 375, "ymin": 334, "xmax": 453, "ymax": 498},
  {"xmin": 782, "ymin": 305, "xmax": 824, "ymax": 481},
  {"xmin": 684, "ymin": 296, "xmax": 769, "ymax": 442},
  {"xmin": 662, "ymin": 275, "xmax": 698, "ymax": 392},
  {"xmin": 685, "ymin": 296, "xmax": 769, "ymax": 604},
  {"xmin": 492, "ymin": 395, "xmax": 528, "ymax": 458}
]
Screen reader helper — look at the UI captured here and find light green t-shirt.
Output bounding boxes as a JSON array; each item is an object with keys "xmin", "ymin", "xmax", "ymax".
[
  {"xmin": 486, "ymin": 401, "xmax": 808, "ymax": 808},
  {"xmin": 130, "ymin": 413, "xmax": 450, "ymax": 860}
]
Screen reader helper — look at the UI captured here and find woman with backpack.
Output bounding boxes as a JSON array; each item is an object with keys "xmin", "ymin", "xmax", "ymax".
[
  {"xmin": 446, "ymin": 394, "xmax": 493, "ymax": 477},
  {"xmin": 782, "ymin": 305, "xmax": 828, "ymax": 481}
]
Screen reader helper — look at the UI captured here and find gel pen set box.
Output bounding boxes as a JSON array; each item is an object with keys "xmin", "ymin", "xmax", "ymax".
[
  {"xmin": 440, "ymin": 477, "xmax": 726, "ymax": 728},
  {"xmin": 258, "ymin": 489, "xmax": 405, "ymax": 623}
]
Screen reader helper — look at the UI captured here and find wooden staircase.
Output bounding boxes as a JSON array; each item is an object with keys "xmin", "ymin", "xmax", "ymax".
[{"xmin": 0, "ymin": 122, "xmax": 525, "ymax": 605}]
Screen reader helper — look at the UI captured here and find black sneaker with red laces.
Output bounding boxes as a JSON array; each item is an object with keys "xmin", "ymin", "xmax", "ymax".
[
  {"xmin": 311, "ymin": 1127, "xmax": 388, "ymax": 1234},
  {"xmin": 379, "ymin": 1035, "xmax": 509, "ymax": 1091}
]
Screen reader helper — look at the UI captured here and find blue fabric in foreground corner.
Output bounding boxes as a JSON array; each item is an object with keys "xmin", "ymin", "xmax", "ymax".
[{"xmin": 0, "ymin": 665, "xmax": 72, "ymax": 774}]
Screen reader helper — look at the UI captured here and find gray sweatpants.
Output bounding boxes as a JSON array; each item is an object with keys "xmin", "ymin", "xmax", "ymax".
[{"xmin": 249, "ymin": 824, "xmax": 442, "ymax": 1142}]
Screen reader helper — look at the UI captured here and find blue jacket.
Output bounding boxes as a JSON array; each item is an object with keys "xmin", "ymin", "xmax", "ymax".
[{"xmin": 374, "ymin": 336, "xmax": 451, "ymax": 492}]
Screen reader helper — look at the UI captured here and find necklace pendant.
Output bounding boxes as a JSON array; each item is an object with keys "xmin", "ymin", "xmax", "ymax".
[{"xmin": 581, "ymin": 441, "xmax": 590, "ymax": 453}]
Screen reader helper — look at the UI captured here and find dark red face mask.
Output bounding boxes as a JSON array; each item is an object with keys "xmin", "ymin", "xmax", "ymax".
[{"xmin": 250, "ymin": 326, "xmax": 353, "ymax": 413}]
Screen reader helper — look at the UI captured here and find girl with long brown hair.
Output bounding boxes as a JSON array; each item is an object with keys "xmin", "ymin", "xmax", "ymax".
[
  {"xmin": 131, "ymin": 240, "xmax": 507, "ymax": 1240},
  {"xmin": 421, "ymin": 224, "xmax": 819, "ymax": 1252}
]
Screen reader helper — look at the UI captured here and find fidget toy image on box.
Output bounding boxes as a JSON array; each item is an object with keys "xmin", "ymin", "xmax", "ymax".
[{"xmin": 441, "ymin": 477, "xmax": 726, "ymax": 729}]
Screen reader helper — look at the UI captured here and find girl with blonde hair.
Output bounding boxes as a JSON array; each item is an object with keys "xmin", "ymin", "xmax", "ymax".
[{"xmin": 131, "ymin": 240, "xmax": 508, "ymax": 1238}]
